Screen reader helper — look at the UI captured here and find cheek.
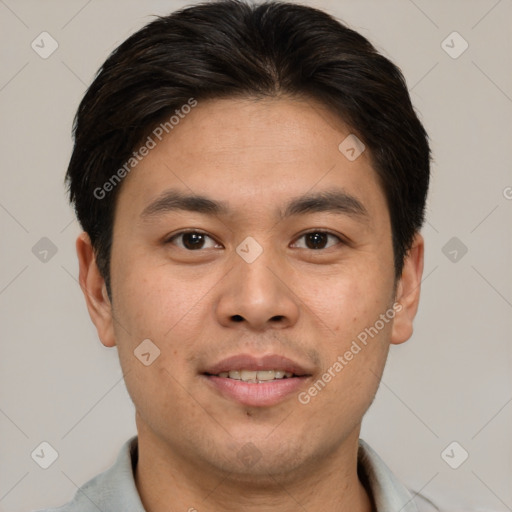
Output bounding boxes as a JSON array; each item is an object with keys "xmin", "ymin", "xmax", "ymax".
[
  {"xmin": 303, "ymin": 266, "xmax": 393, "ymax": 394},
  {"xmin": 110, "ymin": 265, "xmax": 204, "ymax": 420},
  {"xmin": 304, "ymin": 266, "xmax": 391, "ymax": 337},
  {"xmin": 112, "ymin": 254, "xmax": 213, "ymax": 339},
  {"xmin": 110, "ymin": 256, "xmax": 231, "ymax": 409}
]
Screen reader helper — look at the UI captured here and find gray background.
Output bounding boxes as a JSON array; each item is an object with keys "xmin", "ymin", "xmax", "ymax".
[{"xmin": 0, "ymin": 0, "xmax": 511, "ymax": 510}]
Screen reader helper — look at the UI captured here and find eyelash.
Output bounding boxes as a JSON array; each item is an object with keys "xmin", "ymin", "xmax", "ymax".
[{"xmin": 165, "ymin": 230, "xmax": 345, "ymax": 251}]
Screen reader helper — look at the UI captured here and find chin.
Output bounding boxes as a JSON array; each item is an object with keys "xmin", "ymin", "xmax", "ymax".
[{"xmin": 206, "ymin": 435, "xmax": 315, "ymax": 483}]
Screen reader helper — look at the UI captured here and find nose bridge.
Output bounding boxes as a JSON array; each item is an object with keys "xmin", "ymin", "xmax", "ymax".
[
  {"xmin": 215, "ymin": 239, "xmax": 300, "ymax": 329},
  {"xmin": 237, "ymin": 246, "xmax": 278, "ymax": 295},
  {"xmin": 234, "ymin": 239, "xmax": 283, "ymax": 304}
]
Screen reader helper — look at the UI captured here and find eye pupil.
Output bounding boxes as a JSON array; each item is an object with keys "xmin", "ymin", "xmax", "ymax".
[
  {"xmin": 306, "ymin": 232, "xmax": 328, "ymax": 249},
  {"xmin": 183, "ymin": 233, "xmax": 204, "ymax": 250}
]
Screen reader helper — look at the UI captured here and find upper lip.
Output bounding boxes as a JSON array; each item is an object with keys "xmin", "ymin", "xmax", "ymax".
[{"xmin": 203, "ymin": 354, "xmax": 313, "ymax": 377}]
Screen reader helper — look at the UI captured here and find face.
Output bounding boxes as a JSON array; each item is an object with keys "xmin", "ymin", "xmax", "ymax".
[{"xmin": 78, "ymin": 96, "xmax": 423, "ymax": 482}]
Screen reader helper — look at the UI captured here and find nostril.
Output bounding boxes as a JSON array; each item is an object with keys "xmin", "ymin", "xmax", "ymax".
[{"xmin": 231, "ymin": 315, "xmax": 244, "ymax": 322}]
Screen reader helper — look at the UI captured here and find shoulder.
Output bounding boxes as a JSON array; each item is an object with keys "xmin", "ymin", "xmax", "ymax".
[
  {"xmin": 32, "ymin": 436, "xmax": 144, "ymax": 512},
  {"xmin": 358, "ymin": 439, "xmax": 441, "ymax": 512}
]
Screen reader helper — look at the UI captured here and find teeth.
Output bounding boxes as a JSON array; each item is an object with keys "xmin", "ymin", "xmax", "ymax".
[
  {"xmin": 217, "ymin": 370, "xmax": 295, "ymax": 382},
  {"xmin": 255, "ymin": 370, "xmax": 276, "ymax": 381},
  {"xmin": 240, "ymin": 370, "xmax": 258, "ymax": 381}
]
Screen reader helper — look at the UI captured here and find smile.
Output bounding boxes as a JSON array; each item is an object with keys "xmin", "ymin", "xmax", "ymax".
[
  {"xmin": 215, "ymin": 369, "xmax": 295, "ymax": 382},
  {"xmin": 201, "ymin": 353, "xmax": 314, "ymax": 407}
]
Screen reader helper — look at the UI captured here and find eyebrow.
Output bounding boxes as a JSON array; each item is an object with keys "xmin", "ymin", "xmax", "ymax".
[{"xmin": 140, "ymin": 188, "xmax": 369, "ymax": 221}]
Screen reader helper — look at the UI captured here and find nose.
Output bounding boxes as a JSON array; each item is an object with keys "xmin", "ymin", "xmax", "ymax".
[{"xmin": 215, "ymin": 248, "xmax": 300, "ymax": 332}]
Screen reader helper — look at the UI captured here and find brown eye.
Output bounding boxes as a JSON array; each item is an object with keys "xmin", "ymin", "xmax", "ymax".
[
  {"xmin": 292, "ymin": 231, "xmax": 342, "ymax": 250},
  {"xmin": 168, "ymin": 231, "xmax": 219, "ymax": 250}
]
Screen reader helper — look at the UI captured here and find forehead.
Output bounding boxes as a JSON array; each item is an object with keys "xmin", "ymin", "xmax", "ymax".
[
  {"xmin": 159, "ymin": 96, "xmax": 358, "ymax": 168},
  {"xmin": 116, "ymin": 96, "xmax": 387, "ymax": 225}
]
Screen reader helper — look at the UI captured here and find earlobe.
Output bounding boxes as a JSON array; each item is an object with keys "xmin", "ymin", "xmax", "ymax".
[
  {"xmin": 76, "ymin": 232, "xmax": 116, "ymax": 348},
  {"xmin": 390, "ymin": 233, "xmax": 424, "ymax": 345}
]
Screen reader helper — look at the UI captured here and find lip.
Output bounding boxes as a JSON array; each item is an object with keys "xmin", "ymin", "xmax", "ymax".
[
  {"xmin": 203, "ymin": 353, "xmax": 312, "ymax": 376},
  {"xmin": 201, "ymin": 353, "xmax": 314, "ymax": 407},
  {"xmin": 204, "ymin": 375, "xmax": 310, "ymax": 407}
]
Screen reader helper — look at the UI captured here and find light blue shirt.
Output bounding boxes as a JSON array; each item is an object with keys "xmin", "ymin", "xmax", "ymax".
[{"xmin": 35, "ymin": 436, "xmax": 437, "ymax": 511}]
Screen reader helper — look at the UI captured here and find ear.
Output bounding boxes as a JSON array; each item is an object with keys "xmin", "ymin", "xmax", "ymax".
[
  {"xmin": 390, "ymin": 233, "xmax": 424, "ymax": 345},
  {"xmin": 76, "ymin": 232, "xmax": 116, "ymax": 347}
]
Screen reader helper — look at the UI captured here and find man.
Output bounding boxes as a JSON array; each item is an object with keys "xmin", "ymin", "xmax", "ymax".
[{"xmin": 38, "ymin": 0, "xmax": 433, "ymax": 510}]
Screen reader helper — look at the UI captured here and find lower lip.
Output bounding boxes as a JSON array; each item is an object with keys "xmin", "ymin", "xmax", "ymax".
[{"xmin": 204, "ymin": 375, "xmax": 309, "ymax": 407}]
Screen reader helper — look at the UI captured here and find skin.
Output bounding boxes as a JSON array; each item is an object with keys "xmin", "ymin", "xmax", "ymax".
[{"xmin": 77, "ymin": 96, "xmax": 424, "ymax": 512}]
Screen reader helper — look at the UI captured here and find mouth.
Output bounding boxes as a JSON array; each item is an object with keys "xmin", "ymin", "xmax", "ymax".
[
  {"xmin": 201, "ymin": 354, "xmax": 313, "ymax": 407},
  {"xmin": 210, "ymin": 369, "xmax": 298, "ymax": 382}
]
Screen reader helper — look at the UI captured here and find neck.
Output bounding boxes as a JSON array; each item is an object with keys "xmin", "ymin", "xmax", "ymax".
[{"xmin": 134, "ymin": 423, "xmax": 373, "ymax": 512}]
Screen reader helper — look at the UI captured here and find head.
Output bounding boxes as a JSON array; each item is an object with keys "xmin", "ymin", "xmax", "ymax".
[{"xmin": 71, "ymin": 0, "xmax": 429, "ymax": 486}]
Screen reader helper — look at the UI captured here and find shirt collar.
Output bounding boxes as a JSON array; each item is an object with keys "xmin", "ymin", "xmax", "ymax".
[{"xmin": 358, "ymin": 438, "xmax": 419, "ymax": 512}]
